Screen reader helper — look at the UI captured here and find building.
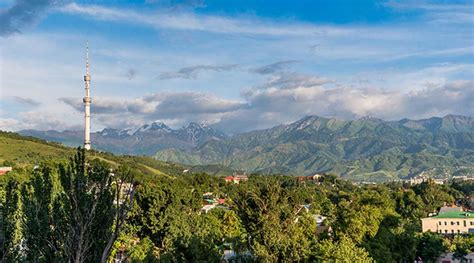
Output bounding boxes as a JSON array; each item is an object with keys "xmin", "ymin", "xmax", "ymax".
[
  {"xmin": 296, "ymin": 174, "xmax": 324, "ymax": 184},
  {"xmin": 406, "ymin": 176, "xmax": 447, "ymax": 185},
  {"xmin": 310, "ymin": 173, "xmax": 323, "ymax": 181},
  {"xmin": 433, "ymin": 178, "xmax": 446, "ymax": 185},
  {"xmin": 224, "ymin": 175, "xmax": 248, "ymax": 184},
  {"xmin": 201, "ymin": 204, "xmax": 217, "ymax": 214},
  {"xmin": 436, "ymin": 252, "xmax": 474, "ymax": 263},
  {"xmin": 421, "ymin": 206, "xmax": 474, "ymax": 234},
  {"xmin": 439, "ymin": 205, "xmax": 463, "ymax": 213},
  {"xmin": 452, "ymin": 175, "xmax": 474, "ymax": 182},
  {"xmin": 407, "ymin": 175, "xmax": 429, "ymax": 185},
  {"xmin": 224, "ymin": 176, "xmax": 234, "ymax": 183},
  {"xmin": 200, "ymin": 192, "xmax": 227, "ymax": 213},
  {"xmin": 0, "ymin": 167, "xmax": 12, "ymax": 175}
]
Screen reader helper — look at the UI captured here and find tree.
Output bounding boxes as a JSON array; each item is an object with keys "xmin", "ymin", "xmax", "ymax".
[
  {"xmin": 232, "ymin": 176, "xmax": 317, "ymax": 262},
  {"xmin": 413, "ymin": 182, "xmax": 456, "ymax": 215},
  {"xmin": 364, "ymin": 215, "xmax": 418, "ymax": 263},
  {"xmin": 315, "ymin": 236, "xmax": 373, "ymax": 262},
  {"xmin": 332, "ymin": 199, "xmax": 386, "ymax": 244},
  {"xmin": 416, "ymin": 232, "xmax": 446, "ymax": 263},
  {"xmin": 394, "ymin": 189, "xmax": 424, "ymax": 222},
  {"xmin": 21, "ymin": 165, "xmax": 66, "ymax": 261},
  {"xmin": 15, "ymin": 148, "xmax": 135, "ymax": 263},
  {"xmin": 2, "ymin": 180, "xmax": 24, "ymax": 262},
  {"xmin": 449, "ymin": 235, "xmax": 474, "ymax": 261}
]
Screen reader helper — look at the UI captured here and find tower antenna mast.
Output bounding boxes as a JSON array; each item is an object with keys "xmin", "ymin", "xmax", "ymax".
[{"xmin": 83, "ymin": 41, "xmax": 92, "ymax": 150}]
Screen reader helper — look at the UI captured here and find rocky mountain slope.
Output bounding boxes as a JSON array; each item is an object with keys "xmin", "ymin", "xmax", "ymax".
[
  {"xmin": 154, "ymin": 115, "xmax": 474, "ymax": 181},
  {"xmin": 19, "ymin": 122, "xmax": 227, "ymax": 156}
]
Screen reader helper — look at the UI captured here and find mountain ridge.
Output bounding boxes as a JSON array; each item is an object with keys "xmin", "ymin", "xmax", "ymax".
[
  {"xmin": 17, "ymin": 115, "xmax": 474, "ymax": 181},
  {"xmin": 154, "ymin": 115, "xmax": 474, "ymax": 181},
  {"xmin": 19, "ymin": 121, "xmax": 228, "ymax": 156}
]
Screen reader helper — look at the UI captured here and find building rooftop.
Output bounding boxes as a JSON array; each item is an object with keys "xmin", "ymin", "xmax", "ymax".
[
  {"xmin": 439, "ymin": 206, "xmax": 462, "ymax": 213},
  {"xmin": 432, "ymin": 211, "xmax": 474, "ymax": 219}
]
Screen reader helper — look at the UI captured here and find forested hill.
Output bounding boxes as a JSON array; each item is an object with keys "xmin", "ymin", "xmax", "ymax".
[
  {"xmin": 0, "ymin": 131, "xmax": 185, "ymax": 178},
  {"xmin": 155, "ymin": 115, "xmax": 474, "ymax": 181}
]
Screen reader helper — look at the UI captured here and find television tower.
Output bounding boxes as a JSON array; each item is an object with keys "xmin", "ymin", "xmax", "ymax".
[{"xmin": 83, "ymin": 42, "xmax": 92, "ymax": 150}]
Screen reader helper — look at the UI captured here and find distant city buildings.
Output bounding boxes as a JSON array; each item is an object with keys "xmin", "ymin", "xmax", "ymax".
[
  {"xmin": 421, "ymin": 205, "xmax": 474, "ymax": 234},
  {"xmin": 407, "ymin": 175, "xmax": 446, "ymax": 185},
  {"xmin": 406, "ymin": 173, "xmax": 474, "ymax": 186}
]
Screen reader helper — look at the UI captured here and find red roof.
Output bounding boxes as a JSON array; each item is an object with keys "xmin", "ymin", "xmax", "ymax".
[
  {"xmin": 218, "ymin": 199, "xmax": 225, "ymax": 204},
  {"xmin": 225, "ymin": 176, "xmax": 234, "ymax": 180}
]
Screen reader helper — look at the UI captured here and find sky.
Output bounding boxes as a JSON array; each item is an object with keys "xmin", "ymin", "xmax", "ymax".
[{"xmin": 0, "ymin": 0, "xmax": 473, "ymax": 134}]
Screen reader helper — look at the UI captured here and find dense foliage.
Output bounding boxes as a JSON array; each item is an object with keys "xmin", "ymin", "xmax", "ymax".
[
  {"xmin": 1, "ymin": 149, "xmax": 134, "ymax": 263},
  {"xmin": 114, "ymin": 172, "xmax": 472, "ymax": 262}
]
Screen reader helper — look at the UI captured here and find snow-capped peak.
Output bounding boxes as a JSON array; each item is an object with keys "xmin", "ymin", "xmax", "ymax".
[
  {"xmin": 98, "ymin": 128, "xmax": 133, "ymax": 138},
  {"xmin": 134, "ymin": 121, "xmax": 172, "ymax": 134}
]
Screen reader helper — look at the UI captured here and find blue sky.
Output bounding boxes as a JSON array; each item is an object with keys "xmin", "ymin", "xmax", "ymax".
[{"xmin": 0, "ymin": 0, "xmax": 473, "ymax": 133}]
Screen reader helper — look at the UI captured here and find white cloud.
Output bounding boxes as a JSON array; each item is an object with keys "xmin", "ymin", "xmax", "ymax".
[
  {"xmin": 0, "ymin": 118, "xmax": 21, "ymax": 131},
  {"xmin": 55, "ymin": 70, "xmax": 473, "ymax": 133},
  {"xmin": 58, "ymin": 3, "xmax": 344, "ymax": 37},
  {"xmin": 59, "ymin": 91, "xmax": 247, "ymax": 129}
]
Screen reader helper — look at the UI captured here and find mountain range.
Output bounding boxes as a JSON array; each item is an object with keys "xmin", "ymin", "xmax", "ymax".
[
  {"xmin": 19, "ymin": 115, "xmax": 474, "ymax": 181},
  {"xmin": 19, "ymin": 122, "xmax": 227, "ymax": 156}
]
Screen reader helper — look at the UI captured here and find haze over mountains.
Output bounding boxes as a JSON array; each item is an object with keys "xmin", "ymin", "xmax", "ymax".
[{"xmin": 19, "ymin": 115, "xmax": 474, "ymax": 181}]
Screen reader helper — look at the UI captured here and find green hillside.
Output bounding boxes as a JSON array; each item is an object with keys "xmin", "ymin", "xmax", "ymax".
[
  {"xmin": 0, "ymin": 131, "xmax": 185, "ymax": 179},
  {"xmin": 155, "ymin": 115, "xmax": 474, "ymax": 181}
]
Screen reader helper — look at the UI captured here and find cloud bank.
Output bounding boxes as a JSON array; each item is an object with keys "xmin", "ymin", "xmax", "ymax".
[{"xmin": 58, "ymin": 72, "xmax": 473, "ymax": 133}]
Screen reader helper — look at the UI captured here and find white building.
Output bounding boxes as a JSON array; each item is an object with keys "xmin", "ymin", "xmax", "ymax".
[{"xmin": 436, "ymin": 252, "xmax": 474, "ymax": 263}]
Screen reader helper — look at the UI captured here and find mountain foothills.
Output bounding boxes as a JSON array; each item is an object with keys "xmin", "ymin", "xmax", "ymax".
[
  {"xmin": 0, "ymin": 131, "xmax": 185, "ymax": 178},
  {"xmin": 19, "ymin": 115, "xmax": 474, "ymax": 181}
]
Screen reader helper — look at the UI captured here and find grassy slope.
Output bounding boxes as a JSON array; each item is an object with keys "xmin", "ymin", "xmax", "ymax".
[
  {"xmin": 0, "ymin": 132, "xmax": 71, "ymax": 166},
  {"xmin": 0, "ymin": 131, "xmax": 184, "ymax": 179}
]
